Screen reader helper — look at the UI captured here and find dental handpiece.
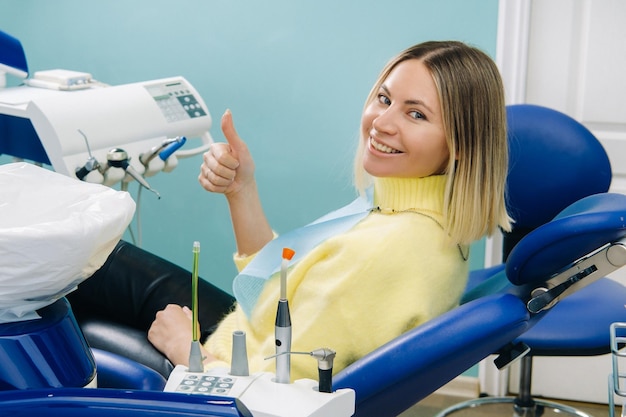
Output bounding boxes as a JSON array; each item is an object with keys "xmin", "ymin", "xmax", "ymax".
[
  {"xmin": 311, "ymin": 348, "xmax": 336, "ymax": 393},
  {"xmin": 265, "ymin": 348, "xmax": 336, "ymax": 393},
  {"xmin": 107, "ymin": 148, "xmax": 161, "ymax": 198},
  {"xmin": 75, "ymin": 129, "xmax": 101, "ymax": 181},
  {"xmin": 275, "ymin": 247, "xmax": 296, "ymax": 384},
  {"xmin": 139, "ymin": 136, "xmax": 186, "ymax": 166}
]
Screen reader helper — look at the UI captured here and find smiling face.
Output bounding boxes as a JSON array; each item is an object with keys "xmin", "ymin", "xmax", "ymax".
[{"xmin": 360, "ymin": 59, "xmax": 450, "ymax": 179}]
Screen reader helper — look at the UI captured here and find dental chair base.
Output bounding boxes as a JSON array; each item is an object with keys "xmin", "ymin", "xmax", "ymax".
[
  {"xmin": 0, "ymin": 298, "xmax": 96, "ymax": 390},
  {"xmin": 435, "ymin": 391, "xmax": 592, "ymax": 417},
  {"xmin": 434, "ymin": 357, "xmax": 594, "ymax": 417},
  {"xmin": 164, "ymin": 365, "xmax": 356, "ymax": 417},
  {"xmin": 434, "ymin": 357, "xmax": 592, "ymax": 417}
]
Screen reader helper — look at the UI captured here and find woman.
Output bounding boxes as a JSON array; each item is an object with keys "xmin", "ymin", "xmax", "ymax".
[{"xmin": 148, "ymin": 40, "xmax": 512, "ymax": 380}]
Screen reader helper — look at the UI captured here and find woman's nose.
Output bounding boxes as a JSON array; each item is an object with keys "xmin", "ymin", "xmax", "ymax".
[{"xmin": 371, "ymin": 108, "xmax": 398, "ymax": 136}]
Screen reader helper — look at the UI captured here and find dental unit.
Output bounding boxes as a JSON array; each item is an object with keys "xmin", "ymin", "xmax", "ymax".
[{"xmin": 163, "ymin": 246, "xmax": 355, "ymax": 416}]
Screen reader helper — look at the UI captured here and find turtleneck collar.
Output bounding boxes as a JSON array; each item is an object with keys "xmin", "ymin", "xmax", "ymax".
[{"xmin": 373, "ymin": 175, "xmax": 447, "ymax": 215}]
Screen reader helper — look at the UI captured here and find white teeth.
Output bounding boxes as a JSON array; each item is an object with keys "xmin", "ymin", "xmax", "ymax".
[{"xmin": 370, "ymin": 137, "xmax": 401, "ymax": 154}]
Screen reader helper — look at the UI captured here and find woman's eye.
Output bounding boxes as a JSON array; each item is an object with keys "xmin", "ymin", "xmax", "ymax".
[
  {"xmin": 377, "ymin": 94, "xmax": 391, "ymax": 105},
  {"xmin": 409, "ymin": 110, "xmax": 426, "ymax": 120}
]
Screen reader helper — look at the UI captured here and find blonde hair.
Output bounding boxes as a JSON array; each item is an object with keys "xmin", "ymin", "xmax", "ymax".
[{"xmin": 354, "ymin": 41, "xmax": 512, "ymax": 244}]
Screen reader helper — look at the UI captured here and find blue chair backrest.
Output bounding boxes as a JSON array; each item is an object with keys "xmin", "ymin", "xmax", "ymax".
[{"xmin": 503, "ymin": 104, "xmax": 612, "ymax": 258}]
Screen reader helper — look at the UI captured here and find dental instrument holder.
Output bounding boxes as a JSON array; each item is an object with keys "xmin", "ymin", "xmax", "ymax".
[
  {"xmin": 106, "ymin": 148, "xmax": 160, "ymax": 198},
  {"xmin": 231, "ymin": 330, "xmax": 250, "ymax": 377}
]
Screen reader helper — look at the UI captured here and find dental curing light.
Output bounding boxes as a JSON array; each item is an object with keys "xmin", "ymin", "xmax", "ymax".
[{"xmin": 275, "ymin": 247, "xmax": 295, "ymax": 384}]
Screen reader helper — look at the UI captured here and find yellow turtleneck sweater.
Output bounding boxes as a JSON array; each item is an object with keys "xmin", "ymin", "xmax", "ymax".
[{"xmin": 204, "ymin": 175, "xmax": 469, "ymax": 380}]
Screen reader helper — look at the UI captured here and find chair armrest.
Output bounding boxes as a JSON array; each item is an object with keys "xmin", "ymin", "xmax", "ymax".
[
  {"xmin": 507, "ymin": 192, "xmax": 626, "ymax": 286},
  {"xmin": 80, "ymin": 317, "xmax": 174, "ymax": 378},
  {"xmin": 333, "ymin": 293, "xmax": 531, "ymax": 417},
  {"xmin": 92, "ymin": 348, "xmax": 166, "ymax": 391}
]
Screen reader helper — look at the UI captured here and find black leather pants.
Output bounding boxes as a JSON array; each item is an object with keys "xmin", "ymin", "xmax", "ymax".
[{"xmin": 66, "ymin": 240, "xmax": 236, "ymax": 377}]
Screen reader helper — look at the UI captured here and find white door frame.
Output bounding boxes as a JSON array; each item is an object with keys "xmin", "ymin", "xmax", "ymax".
[{"xmin": 479, "ymin": 0, "xmax": 533, "ymax": 396}]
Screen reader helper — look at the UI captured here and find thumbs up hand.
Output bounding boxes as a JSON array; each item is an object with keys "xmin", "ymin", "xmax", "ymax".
[
  {"xmin": 199, "ymin": 109, "xmax": 255, "ymax": 196},
  {"xmin": 198, "ymin": 109, "xmax": 274, "ymax": 255}
]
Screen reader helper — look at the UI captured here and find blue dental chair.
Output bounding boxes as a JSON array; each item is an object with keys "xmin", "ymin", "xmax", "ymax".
[
  {"xmin": 333, "ymin": 104, "xmax": 626, "ymax": 416},
  {"xmin": 431, "ymin": 105, "xmax": 626, "ymax": 417},
  {"xmin": 2, "ymin": 104, "xmax": 626, "ymax": 417},
  {"xmin": 333, "ymin": 195, "xmax": 626, "ymax": 417}
]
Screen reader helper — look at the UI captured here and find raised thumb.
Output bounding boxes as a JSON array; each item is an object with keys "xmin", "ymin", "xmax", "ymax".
[{"xmin": 221, "ymin": 109, "xmax": 247, "ymax": 157}]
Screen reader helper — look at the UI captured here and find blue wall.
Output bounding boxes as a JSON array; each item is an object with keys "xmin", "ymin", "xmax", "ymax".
[{"xmin": 0, "ymin": 0, "xmax": 498, "ymax": 294}]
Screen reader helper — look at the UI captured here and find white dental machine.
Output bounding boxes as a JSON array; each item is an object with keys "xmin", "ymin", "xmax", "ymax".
[
  {"xmin": 0, "ymin": 30, "xmax": 212, "ymax": 195},
  {"xmin": 0, "ymin": 72, "xmax": 212, "ymax": 193}
]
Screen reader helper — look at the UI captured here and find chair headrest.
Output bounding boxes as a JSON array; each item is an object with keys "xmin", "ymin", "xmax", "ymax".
[
  {"xmin": 506, "ymin": 104, "xmax": 611, "ymax": 230},
  {"xmin": 506, "ymin": 192, "xmax": 626, "ymax": 286}
]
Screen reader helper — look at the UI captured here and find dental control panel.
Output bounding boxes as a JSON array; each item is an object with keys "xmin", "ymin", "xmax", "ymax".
[
  {"xmin": 146, "ymin": 81, "xmax": 207, "ymax": 123},
  {"xmin": 164, "ymin": 365, "xmax": 355, "ymax": 417},
  {"xmin": 167, "ymin": 370, "xmax": 246, "ymax": 396}
]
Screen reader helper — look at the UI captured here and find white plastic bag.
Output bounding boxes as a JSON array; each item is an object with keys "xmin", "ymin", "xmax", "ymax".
[{"xmin": 0, "ymin": 162, "xmax": 136, "ymax": 323}]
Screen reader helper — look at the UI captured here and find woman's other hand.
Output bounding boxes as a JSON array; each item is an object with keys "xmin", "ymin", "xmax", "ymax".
[{"xmin": 148, "ymin": 304, "xmax": 215, "ymax": 366}]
